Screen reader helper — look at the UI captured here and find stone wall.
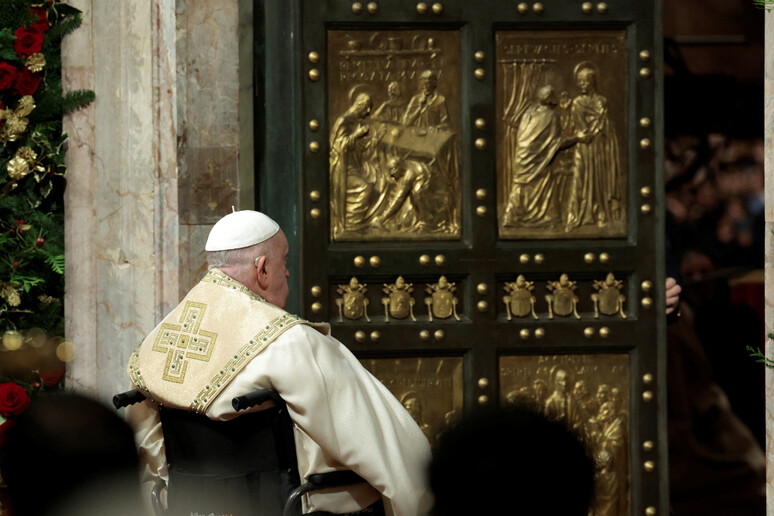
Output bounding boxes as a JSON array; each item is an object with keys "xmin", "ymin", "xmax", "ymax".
[{"xmin": 62, "ymin": 0, "xmax": 250, "ymax": 401}]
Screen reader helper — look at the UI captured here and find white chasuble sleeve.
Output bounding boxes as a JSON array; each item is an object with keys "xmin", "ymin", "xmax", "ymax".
[
  {"xmin": 125, "ymin": 397, "xmax": 168, "ymax": 485},
  {"xmin": 214, "ymin": 325, "xmax": 433, "ymax": 516}
]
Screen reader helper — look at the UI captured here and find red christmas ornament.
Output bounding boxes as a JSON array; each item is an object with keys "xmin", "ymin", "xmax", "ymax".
[
  {"xmin": 35, "ymin": 237, "xmax": 45, "ymax": 248},
  {"xmin": 32, "ymin": 382, "xmax": 40, "ymax": 389},
  {"xmin": 12, "ymin": 261, "xmax": 19, "ymax": 269}
]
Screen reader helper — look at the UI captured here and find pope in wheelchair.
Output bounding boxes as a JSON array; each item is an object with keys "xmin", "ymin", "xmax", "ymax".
[{"xmin": 121, "ymin": 210, "xmax": 432, "ymax": 516}]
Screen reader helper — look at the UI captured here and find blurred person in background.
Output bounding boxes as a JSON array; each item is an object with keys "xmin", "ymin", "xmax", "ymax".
[{"xmin": 0, "ymin": 392, "xmax": 146, "ymax": 516}]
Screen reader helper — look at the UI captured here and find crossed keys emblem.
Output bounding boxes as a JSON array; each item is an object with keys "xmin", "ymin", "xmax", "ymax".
[{"xmin": 152, "ymin": 301, "xmax": 218, "ymax": 383}]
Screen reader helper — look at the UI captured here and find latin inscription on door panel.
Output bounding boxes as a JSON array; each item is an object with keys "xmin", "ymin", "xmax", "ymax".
[
  {"xmin": 500, "ymin": 353, "xmax": 629, "ymax": 516},
  {"xmin": 328, "ymin": 30, "xmax": 461, "ymax": 241},
  {"xmin": 496, "ymin": 31, "xmax": 627, "ymax": 240},
  {"xmin": 360, "ymin": 357, "xmax": 463, "ymax": 447}
]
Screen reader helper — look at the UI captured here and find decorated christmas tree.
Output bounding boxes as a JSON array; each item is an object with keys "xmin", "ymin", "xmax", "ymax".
[
  {"xmin": 0, "ymin": 1, "xmax": 93, "ymax": 335},
  {"xmin": 0, "ymin": 3, "xmax": 94, "ymax": 481}
]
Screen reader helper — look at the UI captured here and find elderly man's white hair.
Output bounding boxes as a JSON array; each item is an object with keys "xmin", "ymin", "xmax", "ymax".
[{"xmin": 207, "ymin": 240, "xmax": 275, "ymax": 270}]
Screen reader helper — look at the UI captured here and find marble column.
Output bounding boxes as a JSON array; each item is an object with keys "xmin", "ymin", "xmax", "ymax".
[
  {"xmin": 62, "ymin": 0, "xmax": 246, "ymax": 403},
  {"xmin": 63, "ymin": 0, "xmax": 170, "ymax": 399}
]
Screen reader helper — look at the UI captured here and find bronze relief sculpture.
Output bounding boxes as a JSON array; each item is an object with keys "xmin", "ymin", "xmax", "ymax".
[
  {"xmin": 591, "ymin": 273, "xmax": 627, "ymax": 319},
  {"xmin": 496, "ymin": 31, "xmax": 627, "ymax": 239},
  {"xmin": 336, "ymin": 277, "xmax": 371, "ymax": 322},
  {"xmin": 425, "ymin": 276, "xmax": 461, "ymax": 322},
  {"xmin": 503, "ymin": 275, "xmax": 539, "ymax": 320},
  {"xmin": 500, "ymin": 354, "xmax": 630, "ymax": 516},
  {"xmin": 382, "ymin": 276, "xmax": 417, "ymax": 322},
  {"xmin": 545, "ymin": 273, "xmax": 581, "ymax": 319},
  {"xmin": 360, "ymin": 357, "xmax": 464, "ymax": 449},
  {"xmin": 328, "ymin": 30, "xmax": 461, "ymax": 241}
]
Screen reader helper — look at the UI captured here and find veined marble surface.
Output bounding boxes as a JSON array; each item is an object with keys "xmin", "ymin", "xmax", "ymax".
[{"xmin": 62, "ymin": 0, "xmax": 245, "ymax": 403}]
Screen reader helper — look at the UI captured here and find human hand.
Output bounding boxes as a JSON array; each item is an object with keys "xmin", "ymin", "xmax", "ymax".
[
  {"xmin": 355, "ymin": 125, "xmax": 370, "ymax": 138},
  {"xmin": 665, "ymin": 277, "xmax": 681, "ymax": 315},
  {"xmin": 577, "ymin": 130, "xmax": 592, "ymax": 144}
]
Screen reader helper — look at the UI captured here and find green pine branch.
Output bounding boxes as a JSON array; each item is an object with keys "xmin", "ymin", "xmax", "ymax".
[
  {"xmin": 61, "ymin": 89, "xmax": 95, "ymax": 114},
  {"xmin": 45, "ymin": 11, "xmax": 82, "ymax": 43},
  {"xmin": 0, "ymin": 1, "xmax": 93, "ymax": 334},
  {"xmin": 747, "ymin": 344, "xmax": 774, "ymax": 368},
  {"xmin": 0, "ymin": 0, "xmax": 35, "ymax": 30},
  {"xmin": 43, "ymin": 252, "xmax": 65, "ymax": 274},
  {"xmin": 0, "ymin": 28, "xmax": 17, "ymax": 61}
]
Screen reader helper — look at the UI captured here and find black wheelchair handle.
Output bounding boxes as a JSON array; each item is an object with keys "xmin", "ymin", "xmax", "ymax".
[
  {"xmin": 308, "ymin": 470, "xmax": 365, "ymax": 487},
  {"xmin": 231, "ymin": 389, "xmax": 283, "ymax": 412},
  {"xmin": 113, "ymin": 389, "xmax": 147, "ymax": 409}
]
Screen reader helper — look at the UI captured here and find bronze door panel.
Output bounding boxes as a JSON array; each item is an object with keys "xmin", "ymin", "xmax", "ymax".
[
  {"xmin": 328, "ymin": 29, "xmax": 462, "ymax": 241},
  {"xmin": 291, "ymin": 2, "xmax": 665, "ymax": 515},
  {"xmin": 500, "ymin": 353, "xmax": 631, "ymax": 516},
  {"xmin": 496, "ymin": 30, "xmax": 628, "ymax": 240},
  {"xmin": 360, "ymin": 356, "xmax": 464, "ymax": 448}
]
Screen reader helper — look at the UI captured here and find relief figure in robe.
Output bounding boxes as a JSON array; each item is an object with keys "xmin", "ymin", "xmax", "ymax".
[
  {"xmin": 568, "ymin": 379, "xmax": 595, "ymax": 441},
  {"xmin": 590, "ymin": 400, "xmax": 628, "ymax": 516},
  {"xmin": 502, "ymin": 85, "xmax": 587, "ymax": 228},
  {"xmin": 544, "ymin": 367, "xmax": 570, "ymax": 423},
  {"xmin": 371, "ymin": 156, "xmax": 433, "ymax": 231},
  {"xmin": 401, "ymin": 392, "xmax": 435, "ymax": 444},
  {"xmin": 373, "ymin": 81, "xmax": 407, "ymax": 124},
  {"xmin": 402, "ymin": 70, "xmax": 449, "ymax": 129},
  {"xmin": 395, "ymin": 70, "xmax": 459, "ymax": 233},
  {"xmin": 330, "ymin": 93, "xmax": 387, "ymax": 237},
  {"xmin": 565, "ymin": 62, "xmax": 623, "ymax": 232}
]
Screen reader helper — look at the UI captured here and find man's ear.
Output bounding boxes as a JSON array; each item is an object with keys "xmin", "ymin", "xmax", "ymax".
[{"xmin": 254, "ymin": 255, "xmax": 269, "ymax": 289}]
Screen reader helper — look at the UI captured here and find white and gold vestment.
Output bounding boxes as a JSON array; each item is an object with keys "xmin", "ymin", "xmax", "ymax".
[{"xmin": 126, "ymin": 269, "xmax": 432, "ymax": 516}]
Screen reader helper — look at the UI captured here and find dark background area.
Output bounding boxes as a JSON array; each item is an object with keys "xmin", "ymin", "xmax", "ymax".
[{"xmin": 663, "ymin": 0, "xmax": 765, "ymax": 447}]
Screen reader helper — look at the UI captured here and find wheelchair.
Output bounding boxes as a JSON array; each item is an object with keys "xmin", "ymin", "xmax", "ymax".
[{"xmin": 114, "ymin": 389, "xmax": 368, "ymax": 516}]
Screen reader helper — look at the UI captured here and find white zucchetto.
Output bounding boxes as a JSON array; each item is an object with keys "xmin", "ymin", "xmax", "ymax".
[{"xmin": 205, "ymin": 210, "xmax": 280, "ymax": 251}]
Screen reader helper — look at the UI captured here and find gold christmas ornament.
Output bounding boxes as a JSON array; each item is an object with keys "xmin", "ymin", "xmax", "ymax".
[
  {"xmin": 2, "ymin": 330, "xmax": 23, "ymax": 351},
  {"xmin": 17, "ymin": 96, "xmax": 36, "ymax": 115},
  {"xmin": 0, "ymin": 96, "xmax": 35, "ymax": 144},
  {"xmin": 38, "ymin": 294, "xmax": 58, "ymax": 307},
  {"xmin": 1, "ymin": 283, "xmax": 21, "ymax": 307},
  {"xmin": 16, "ymin": 146, "xmax": 37, "ymax": 163},
  {"xmin": 25, "ymin": 327, "xmax": 47, "ymax": 348},
  {"xmin": 7, "ymin": 156, "xmax": 30, "ymax": 180},
  {"xmin": 56, "ymin": 340, "xmax": 76, "ymax": 362},
  {"xmin": 1, "ymin": 117, "xmax": 28, "ymax": 143},
  {"xmin": 25, "ymin": 53, "xmax": 46, "ymax": 73}
]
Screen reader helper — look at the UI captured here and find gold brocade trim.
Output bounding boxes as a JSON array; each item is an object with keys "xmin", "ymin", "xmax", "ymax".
[
  {"xmin": 205, "ymin": 268, "xmax": 266, "ymax": 301},
  {"xmin": 128, "ymin": 346, "xmax": 154, "ymax": 402},
  {"xmin": 191, "ymin": 312, "xmax": 304, "ymax": 412}
]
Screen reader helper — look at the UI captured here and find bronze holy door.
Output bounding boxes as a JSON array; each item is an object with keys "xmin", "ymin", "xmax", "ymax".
[{"xmin": 273, "ymin": 2, "xmax": 667, "ymax": 514}]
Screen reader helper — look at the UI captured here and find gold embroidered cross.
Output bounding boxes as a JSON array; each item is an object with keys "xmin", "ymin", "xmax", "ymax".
[{"xmin": 152, "ymin": 301, "xmax": 217, "ymax": 383}]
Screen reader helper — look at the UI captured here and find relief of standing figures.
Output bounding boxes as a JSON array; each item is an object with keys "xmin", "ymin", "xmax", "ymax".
[
  {"xmin": 330, "ymin": 69, "xmax": 460, "ymax": 241},
  {"xmin": 497, "ymin": 31, "xmax": 627, "ymax": 239},
  {"xmin": 328, "ymin": 30, "xmax": 462, "ymax": 242}
]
